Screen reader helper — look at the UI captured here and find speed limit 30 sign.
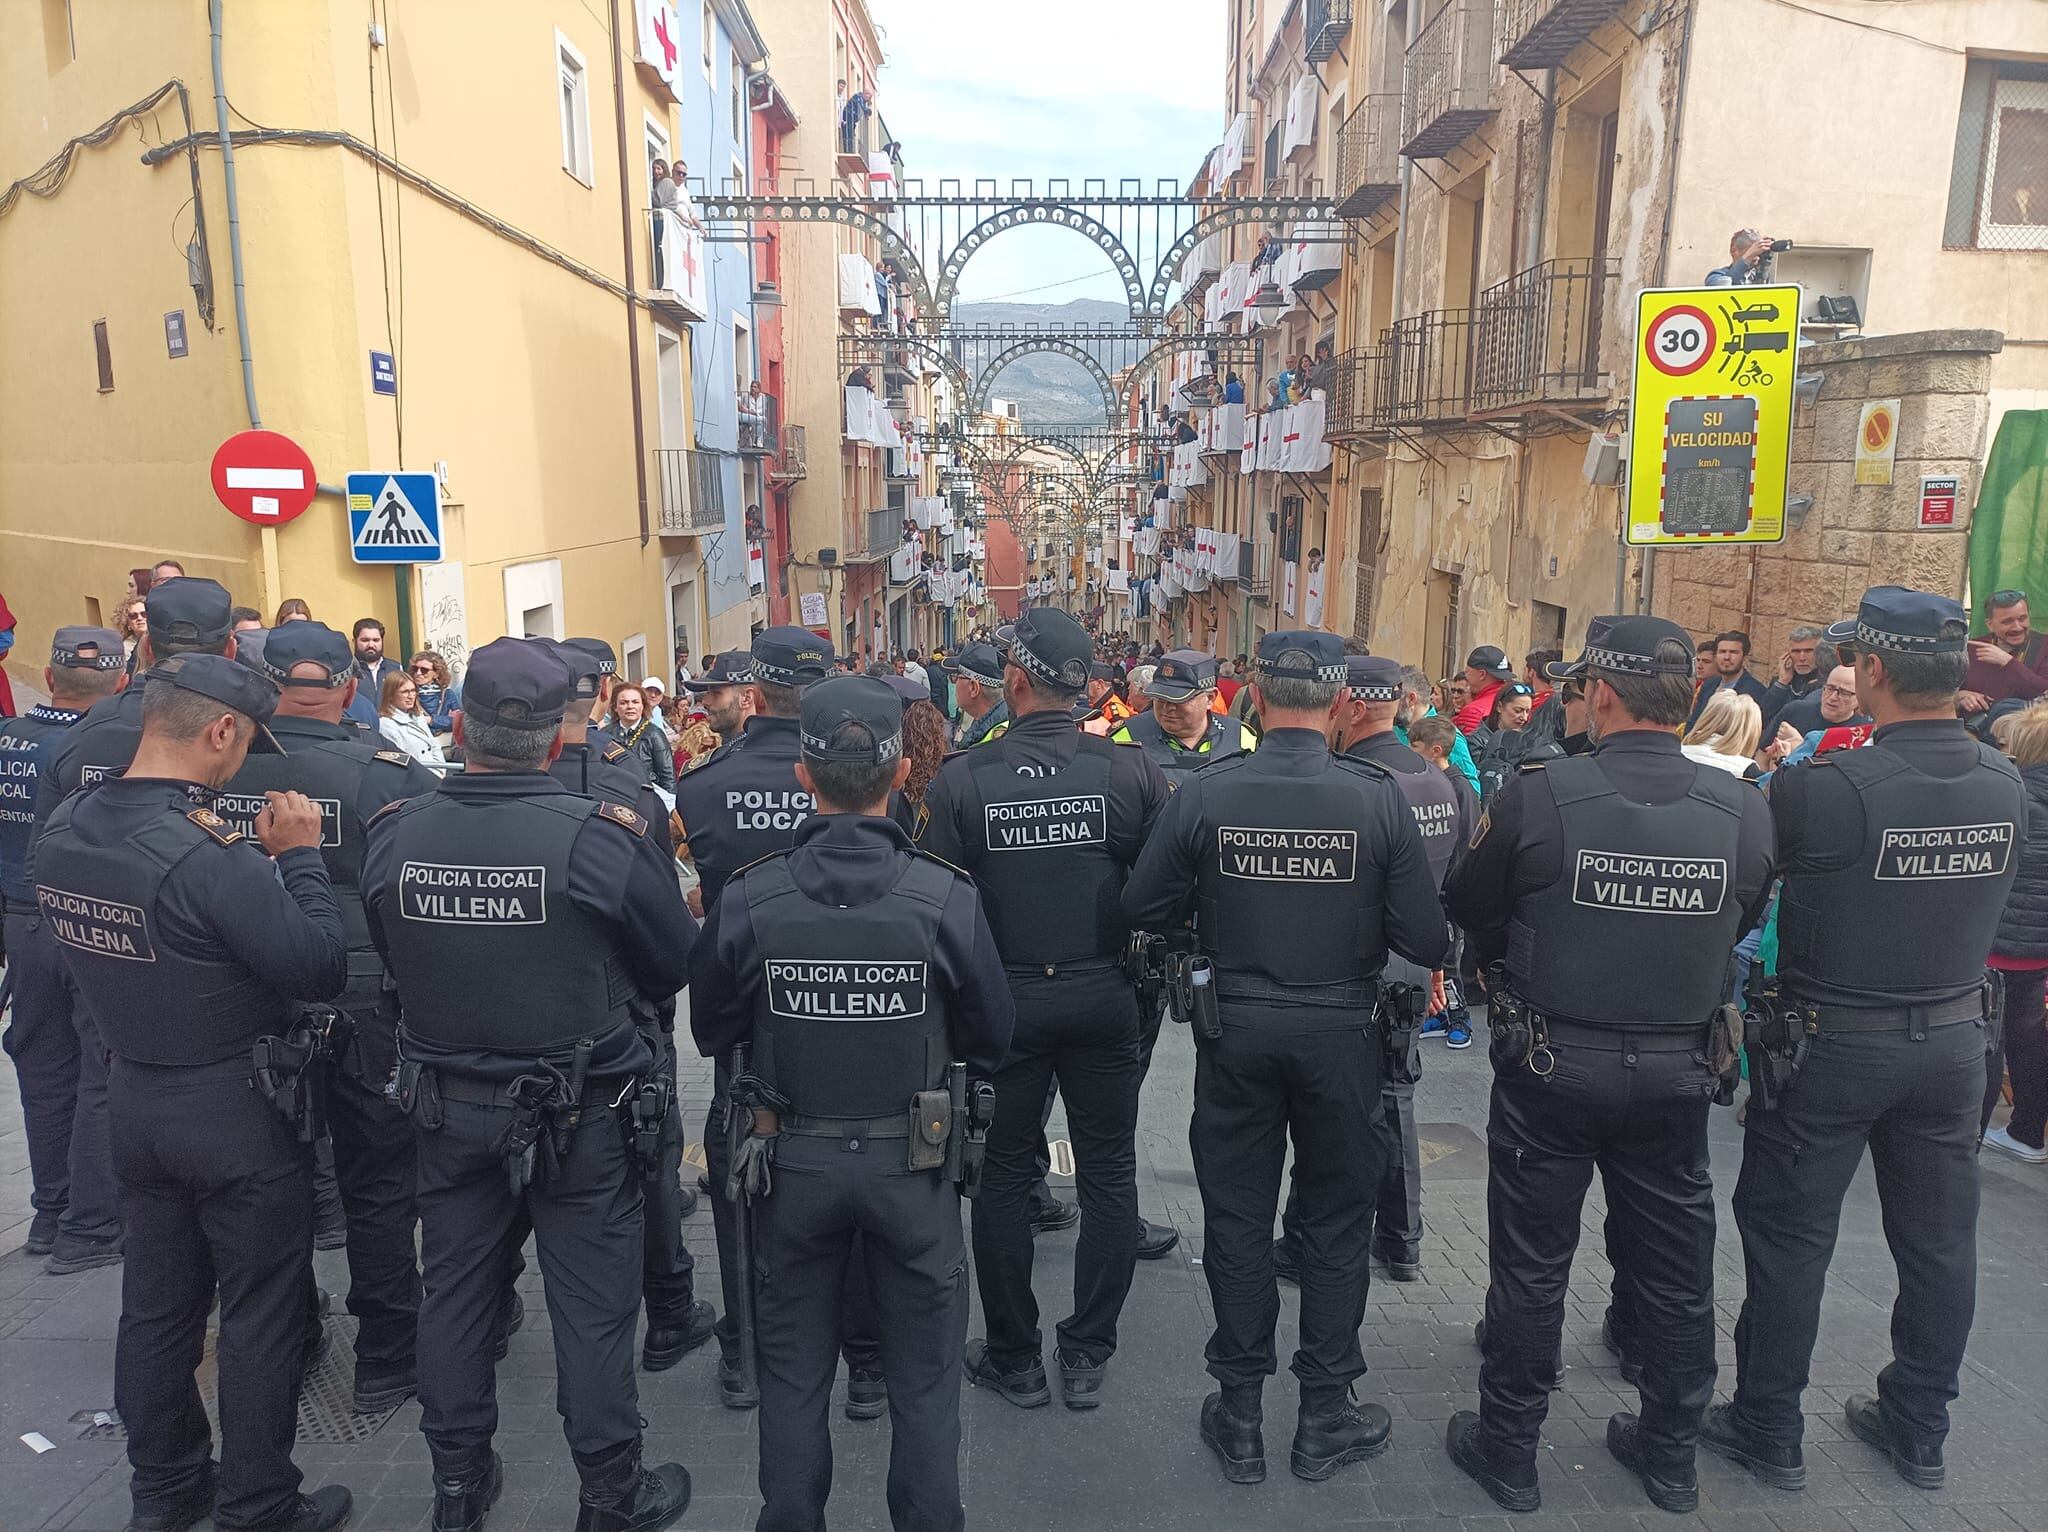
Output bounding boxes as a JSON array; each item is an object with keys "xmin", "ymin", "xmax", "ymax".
[{"xmin": 1644, "ymin": 304, "xmax": 1716, "ymax": 378}]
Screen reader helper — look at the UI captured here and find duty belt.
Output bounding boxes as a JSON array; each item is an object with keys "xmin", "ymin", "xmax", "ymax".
[
  {"xmin": 1214, "ymin": 972, "xmax": 1379, "ymax": 1009},
  {"xmin": 1005, "ymin": 957, "xmax": 1121, "ymax": 979},
  {"xmin": 432, "ymin": 1071, "xmax": 630, "ymax": 1109},
  {"xmin": 1519, "ymin": 1015, "xmax": 1704, "ymax": 1053},
  {"xmin": 1792, "ymin": 992, "xmax": 1984, "ymax": 1035},
  {"xmin": 777, "ymin": 1111, "xmax": 913, "ymax": 1140}
]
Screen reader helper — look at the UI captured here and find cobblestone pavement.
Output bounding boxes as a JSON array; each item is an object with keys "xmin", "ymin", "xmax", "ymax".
[{"xmin": 2, "ymin": 1008, "xmax": 2044, "ymax": 1531}]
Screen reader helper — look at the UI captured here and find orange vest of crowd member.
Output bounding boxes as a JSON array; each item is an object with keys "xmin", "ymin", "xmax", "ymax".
[{"xmin": 1081, "ymin": 694, "xmax": 1136, "ymax": 737}]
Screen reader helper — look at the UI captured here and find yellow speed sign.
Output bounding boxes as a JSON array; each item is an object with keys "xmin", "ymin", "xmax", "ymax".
[{"xmin": 1625, "ymin": 284, "xmax": 1800, "ymax": 547}]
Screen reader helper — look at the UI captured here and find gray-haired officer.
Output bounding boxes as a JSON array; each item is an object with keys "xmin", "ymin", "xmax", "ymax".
[
  {"xmin": 220, "ymin": 621, "xmax": 443, "ymax": 1416},
  {"xmin": 0, "ymin": 627, "xmax": 126, "ymax": 1271},
  {"xmin": 942, "ymin": 642, "xmax": 1008, "ymax": 748},
  {"xmin": 689, "ymin": 674, "xmax": 1015, "ymax": 1532},
  {"xmin": 36, "ymin": 654, "xmax": 353, "ymax": 1532},
  {"xmin": 553, "ymin": 636, "xmax": 718, "ymax": 1373},
  {"xmin": 363, "ymin": 638, "xmax": 697, "ymax": 1532},
  {"xmin": 1123, "ymin": 631, "xmax": 1447, "ymax": 1486},
  {"xmin": 1444, "ymin": 616, "xmax": 1775, "ymax": 1514},
  {"xmin": 1708, "ymin": 587, "xmax": 2023, "ymax": 1495},
  {"xmin": 1109, "ymin": 649, "xmax": 1256, "ymax": 775},
  {"xmin": 916, "ymin": 606, "xmax": 1169, "ymax": 1412}
]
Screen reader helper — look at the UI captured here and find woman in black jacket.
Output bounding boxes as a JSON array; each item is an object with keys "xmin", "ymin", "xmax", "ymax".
[
  {"xmin": 600, "ymin": 682, "xmax": 677, "ymax": 802},
  {"xmin": 1984, "ymin": 704, "xmax": 2048, "ymax": 1164}
]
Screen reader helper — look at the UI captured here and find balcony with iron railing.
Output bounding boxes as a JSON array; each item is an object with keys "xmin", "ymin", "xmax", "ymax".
[
  {"xmin": 653, "ymin": 448, "xmax": 727, "ymax": 535},
  {"xmin": 1470, "ymin": 255, "xmax": 1619, "ymax": 415},
  {"xmin": 1325, "ymin": 348, "xmax": 1392, "ymax": 439},
  {"xmin": 738, "ymin": 391, "xmax": 779, "ymax": 456},
  {"xmin": 1305, "ymin": 0, "xmax": 1353, "ymax": 63},
  {"xmin": 845, "ymin": 506, "xmax": 905, "ymax": 564},
  {"xmin": 769, "ymin": 423, "xmax": 808, "ymax": 483},
  {"xmin": 1382, "ymin": 310, "xmax": 1480, "ymax": 428},
  {"xmin": 1497, "ymin": 0, "xmax": 1629, "ymax": 69},
  {"xmin": 1402, "ymin": 0, "xmax": 1497, "ymax": 159},
  {"xmin": 1239, "ymin": 534, "xmax": 1274, "ymax": 599},
  {"xmin": 1334, "ymin": 95, "xmax": 1403, "ymax": 220}
]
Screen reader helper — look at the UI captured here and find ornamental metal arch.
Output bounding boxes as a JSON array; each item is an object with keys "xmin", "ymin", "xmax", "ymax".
[
  {"xmin": 836, "ymin": 333, "xmax": 972, "ymax": 412},
  {"xmin": 1144, "ymin": 199, "xmax": 1337, "ymax": 317},
  {"xmin": 1117, "ymin": 330, "xmax": 1264, "ymax": 411},
  {"xmin": 966, "ymin": 336, "xmax": 1122, "ymax": 428},
  {"xmin": 931, "ymin": 204, "xmax": 1144, "ymax": 327},
  {"xmin": 698, "ymin": 194, "xmax": 938, "ymax": 319}
]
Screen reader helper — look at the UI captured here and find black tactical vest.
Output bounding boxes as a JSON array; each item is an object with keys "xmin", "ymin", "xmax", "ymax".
[
  {"xmin": 967, "ymin": 736, "xmax": 1125, "ymax": 965},
  {"xmin": 35, "ymin": 807, "xmax": 291, "ymax": 1065},
  {"xmin": 1351, "ymin": 736, "xmax": 1460, "ymax": 889},
  {"xmin": 38, "ymin": 687, "xmax": 145, "ymax": 813},
  {"xmin": 1, "ymin": 707, "xmax": 82, "ymax": 905},
  {"xmin": 1507, "ymin": 754, "xmax": 1747, "ymax": 1027},
  {"xmin": 743, "ymin": 853, "xmax": 953, "ymax": 1118},
  {"xmin": 672, "ymin": 719, "xmax": 814, "ymax": 909},
  {"xmin": 1194, "ymin": 754, "xmax": 1397, "ymax": 999},
  {"xmin": 376, "ymin": 792, "xmax": 636, "ymax": 1055},
  {"xmin": 1120, "ymin": 710, "xmax": 1246, "ymax": 776},
  {"xmin": 1777, "ymin": 743, "xmax": 2021, "ymax": 1005}
]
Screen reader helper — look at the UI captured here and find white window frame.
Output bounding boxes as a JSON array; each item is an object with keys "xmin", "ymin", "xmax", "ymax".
[
  {"xmin": 644, "ymin": 111, "xmax": 671, "ymax": 198},
  {"xmin": 556, "ymin": 30, "xmax": 593, "ymax": 187},
  {"xmin": 622, "ymin": 632, "xmax": 650, "ymax": 685},
  {"xmin": 1978, "ymin": 75, "xmax": 2048, "ymax": 251}
]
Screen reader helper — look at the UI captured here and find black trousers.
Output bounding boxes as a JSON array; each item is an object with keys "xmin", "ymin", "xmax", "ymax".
[
  {"xmin": 108, "ymin": 1056, "xmax": 315, "ymax": 1531},
  {"xmin": 1479, "ymin": 1041, "xmax": 1719, "ymax": 1477},
  {"xmin": 326, "ymin": 1005, "xmax": 419, "ymax": 1376},
  {"xmin": 1277, "ymin": 1077, "xmax": 1421, "ymax": 1265},
  {"xmin": 1983, "ymin": 966, "xmax": 2048, "ymax": 1149},
  {"xmin": 754, "ymin": 1134, "xmax": 968, "ymax": 1532},
  {"xmin": 414, "ymin": 1085, "xmax": 645, "ymax": 1484},
  {"xmin": 1731, "ymin": 1018, "xmax": 1985, "ymax": 1449},
  {"xmin": 1193, "ymin": 1018, "xmax": 1384, "ymax": 1392},
  {"xmin": 972, "ymin": 964, "xmax": 1140, "ymax": 1368},
  {"xmin": 640, "ymin": 1031, "xmax": 700, "ymax": 1328}
]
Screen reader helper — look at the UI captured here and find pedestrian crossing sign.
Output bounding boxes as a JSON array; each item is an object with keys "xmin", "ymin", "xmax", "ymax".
[{"xmin": 346, "ymin": 472, "xmax": 443, "ymax": 564}]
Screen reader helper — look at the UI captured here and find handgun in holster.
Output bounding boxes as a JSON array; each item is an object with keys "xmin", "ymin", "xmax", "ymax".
[
  {"xmin": 1483, "ymin": 962, "xmax": 1533, "ymax": 1070},
  {"xmin": 1378, "ymin": 981, "xmax": 1428, "ymax": 1087},
  {"xmin": 1123, "ymin": 930, "xmax": 1167, "ymax": 1016},
  {"xmin": 250, "ymin": 1005, "xmax": 353, "ymax": 1141},
  {"xmin": 1741, "ymin": 979, "xmax": 1814, "ymax": 1115},
  {"xmin": 628, "ymin": 1069, "xmax": 673, "ymax": 1183},
  {"xmin": 497, "ymin": 1068, "xmax": 565, "ymax": 1196},
  {"xmin": 962, "ymin": 1078, "xmax": 995, "ymax": 1198}
]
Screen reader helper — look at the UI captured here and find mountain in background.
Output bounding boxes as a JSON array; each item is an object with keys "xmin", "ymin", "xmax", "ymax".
[{"xmin": 949, "ymin": 298, "xmax": 1131, "ymax": 426}]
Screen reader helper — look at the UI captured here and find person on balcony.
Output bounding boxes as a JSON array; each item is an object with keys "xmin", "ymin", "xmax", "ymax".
[
  {"xmin": 650, "ymin": 157, "xmax": 677, "ymax": 288},
  {"xmin": 1223, "ymin": 372, "xmax": 1245, "ymax": 404},
  {"xmin": 739, "ymin": 382, "xmax": 769, "ymax": 450}
]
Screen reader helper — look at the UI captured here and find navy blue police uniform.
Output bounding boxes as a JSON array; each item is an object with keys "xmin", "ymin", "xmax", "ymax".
[
  {"xmin": 1444, "ymin": 616, "xmax": 1775, "ymax": 1513},
  {"xmin": 1123, "ymin": 632, "xmax": 1450, "ymax": 1485},
  {"xmin": 690, "ymin": 676, "xmax": 1015, "ymax": 1532},
  {"xmin": 35, "ymin": 654, "xmax": 353, "ymax": 1532},
  {"xmin": 363, "ymin": 639, "xmax": 698, "ymax": 1529}
]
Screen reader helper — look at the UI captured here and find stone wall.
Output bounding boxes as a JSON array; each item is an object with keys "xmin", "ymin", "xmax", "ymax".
[{"xmin": 1653, "ymin": 329, "xmax": 2003, "ymax": 658}]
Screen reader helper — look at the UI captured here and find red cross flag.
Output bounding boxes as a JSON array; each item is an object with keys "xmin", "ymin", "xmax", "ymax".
[{"xmin": 635, "ymin": 0, "xmax": 682, "ymax": 97}]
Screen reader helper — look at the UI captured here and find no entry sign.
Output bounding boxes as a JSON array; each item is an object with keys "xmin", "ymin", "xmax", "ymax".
[{"xmin": 210, "ymin": 430, "xmax": 317, "ymax": 525}]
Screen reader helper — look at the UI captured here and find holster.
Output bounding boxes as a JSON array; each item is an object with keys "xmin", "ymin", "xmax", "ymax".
[
  {"xmin": 1484, "ymin": 964, "xmax": 1535, "ymax": 1073},
  {"xmin": 496, "ymin": 1069, "xmax": 565, "ymax": 1196},
  {"xmin": 940, "ymin": 1062, "xmax": 968, "ymax": 1185},
  {"xmin": 962, "ymin": 1079, "xmax": 995, "ymax": 1199},
  {"xmin": 394, "ymin": 1058, "xmax": 443, "ymax": 1130},
  {"xmin": 1708, "ymin": 1003, "xmax": 1745, "ymax": 1105},
  {"xmin": 909, "ymin": 1088, "xmax": 949, "ymax": 1172},
  {"xmin": 250, "ymin": 1006, "xmax": 353, "ymax": 1142},
  {"xmin": 1741, "ymin": 980, "xmax": 1815, "ymax": 1114},
  {"xmin": 1379, "ymin": 981, "xmax": 1428, "ymax": 1087},
  {"xmin": 627, "ymin": 1073, "xmax": 672, "ymax": 1182},
  {"xmin": 1167, "ymin": 953, "xmax": 1221, "ymax": 1042}
]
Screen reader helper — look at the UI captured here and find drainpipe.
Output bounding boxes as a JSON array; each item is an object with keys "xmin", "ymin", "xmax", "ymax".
[
  {"xmin": 1641, "ymin": 1, "xmax": 1698, "ymax": 613},
  {"xmin": 608, "ymin": 0, "xmax": 652, "ymax": 547},
  {"xmin": 207, "ymin": 0, "xmax": 284, "ymax": 607}
]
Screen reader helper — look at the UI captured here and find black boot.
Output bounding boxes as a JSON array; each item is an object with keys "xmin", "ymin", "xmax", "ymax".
[
  {"xmin": 1289, "ymin": 1387, "xmax": 1391, "ymax": 1481},
  {"xmin": 252, "ymin": 1486, "xmax": 353, "ymax": 1532},
  {"xmin": 844, "ymin": 1367, "xmax": 888, "ymax": 1421},
  {"xmin": 1199, "ymin": 1385, "xmax": 1266, "ymax": 1484},
  {"xmin": 641, "ymin": 1299, "xmax": 717, "ymax": 1372},
  {"xmin": 1605, "ymin": 1412, "xmax": 1698, "ymax": 1513},
  {"xmin": 1698, "ymin": 1401, "xmax": 1805, "ymax": 1491},
  {"xmin": 1845, "ymin": 1393, "xmax": 1944, "ymax": 1490},
  {"xmin": 125, "ymin": 1460, "xmax": 216, "ymax": 1532},
  {"xmin": 1445, "ymin": 1410, "xmax": 1540, "ymax": 1513},
  {"xmin": 572, "ymin": 1445, "xmax": 691, "ymax": 1532},
  {"xmin": 432, "ymin": 1452, "xmax": 503, "ymax": 1532}
]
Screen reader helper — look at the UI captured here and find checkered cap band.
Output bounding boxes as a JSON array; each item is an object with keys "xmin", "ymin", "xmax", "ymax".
[
  {"xmin": 1581, "ymin": 644, "xmax": 1690, "ymax": 677},
  {"xmin": 1856, "ymin": 620, "xmax": 1954, "ymax": 653},
  {"xmin": 799, "ymin": 723, "xmax": 903, "ymax": 763},
  {"xmin": 1348, "ymin": 682, "xmax": 1401, "ymax": 702}
]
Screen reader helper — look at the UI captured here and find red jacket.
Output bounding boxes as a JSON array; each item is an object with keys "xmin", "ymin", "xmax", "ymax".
[{"xmin": 1453, "ymin": 680, "xmax": 1504, "ymax": 735}]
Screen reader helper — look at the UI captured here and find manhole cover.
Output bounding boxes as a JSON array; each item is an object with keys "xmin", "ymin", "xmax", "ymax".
[{"xmin": 72, "ymin": 1314, "xmax": 403, "ymax": 1445}]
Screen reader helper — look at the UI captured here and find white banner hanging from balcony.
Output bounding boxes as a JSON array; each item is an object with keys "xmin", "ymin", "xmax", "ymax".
[
  {"xmin": 653, "ymin": 217, "xmax": 708, "ymax": 320},
  {"xmin": 867, "ymin": 149, "xmax": 896, "ymax": 198},
  {"xmin": 634, "ymin": 0, "xmax": 683, "ymax": 99},
  {"xmin": 1303, "ymin": 557, "xmax": 1325, "ymax": 628},
  {"xmin": 1216, "ymin": 113, "xmax": 1250, "ymax": 182},
  {"xmin": 1277, "ymin": 399, "xmax": 1333, "ymax": 472},
  {"xmin": 1284, "ymin": 223, "xmax": 1345, "ymax": 289},
  {"xmin": 1108, "ymin": 568, "xmax": 1129, "ymax": 594},
  {"xmin": 1283, "ymin": 559, "xmax": 1298, "ymax": 617},
  {"xmin": 837, "ymin": 254, "xmax": 881, "ymax": 316},
  {"xmin": 1283, "ymin": 75, "xmax": 1318, "ymax": 160},
  {"xmin": 844, "ymin": 386, "xmax": 899, "ymax": 449},
  {"xmin": 1213, "ymin": 532, "xmax": 1240, "ymax": 580}
]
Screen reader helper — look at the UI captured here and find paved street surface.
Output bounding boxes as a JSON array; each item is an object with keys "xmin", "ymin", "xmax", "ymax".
[{"xmin": 2, "ymin": 1012, "xmax": 2044, "ymax": 1531}]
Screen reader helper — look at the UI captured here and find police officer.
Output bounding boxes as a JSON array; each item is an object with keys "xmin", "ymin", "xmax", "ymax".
[
  {"xmin": 1109, "ymin": 649, "xmax": 1256, "ymax": 775},
  {"xmin": 942, "ymin": 642, "xmax": 1008, "ymax": 748},
  {"xmin": 0, "ymin": 628, "xmax": 126, "ymax": 1269},
  {"xmin": 553, "ymin": 636, "xmax": 718, "ymax": 1373},
  {"xmin": 1707, "ymin": 587, "xmax": 2022, "ymax": 1495},
  {"xmin": 681, "ymin": 649, "xmax": 757, "ymax": 740},
  {"xmin": 917, "ymin": 606, "xmax": 1169, "ymax": 1411},
  {"xmin": 363, "ymin": 639, "xmax": 695, "ymax": 1532},
  {"xmin": 689, "ymin": 675, "xmax": 1016, "ymax": 1532},
  {"xmin": 35, "ymin": 654, "xmax": 353, "ymax": 1532},
  {"xmin": 216, "ymin": 621, "xmax": 442, "ymax": 1414},
  {"xmin": 1123, "ymin": 631, "xmax": 1448, "ymax": 1486},
  {"xmin": 1442, "ymin": 615, "xmax": 1775, "ymax": 1514}
]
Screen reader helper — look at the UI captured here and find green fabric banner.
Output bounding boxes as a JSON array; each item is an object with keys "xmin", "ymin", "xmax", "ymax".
[{"xmin": 1969, "ymin": 410, "xmax": 2048, "ymax": 620}]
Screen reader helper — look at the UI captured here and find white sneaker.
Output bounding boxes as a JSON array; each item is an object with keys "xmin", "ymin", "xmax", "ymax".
[{"xmin": 1983, "ymin": 1125, "xmax": 2047, "ymax": 1164}]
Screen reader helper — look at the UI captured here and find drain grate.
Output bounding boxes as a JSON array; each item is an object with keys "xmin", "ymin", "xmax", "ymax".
[{"xmin": 71, "ymin": 1314, "xmax": 403, "ymax": 1445}]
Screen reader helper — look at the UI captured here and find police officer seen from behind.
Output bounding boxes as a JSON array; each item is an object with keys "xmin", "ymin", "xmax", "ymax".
[
  {"xmin": 1443, "ymin": 615, "xmax": 1774, "ymax": 1514},
  {"xmin": 1123, "ymin": 632, "xmax": 1448, "ymax": 1486},
  {"xmin": 364, "ymin": 639, "xmax": 698, "ymax": 1532},
  {"xmin": 221, "ymin": 621, "xmax": 442, "ymax": 1416},
  {"xmin": 1707, "ymin": 587, "xmax": 2023, "ymax": 1495},
  {"xmin": 552, "ymin": 636, "xmax": 718, "ymax": 1372},
  {"xmin": 0, "ymin": 628, "xmax": 126, "ymax": 1272},
  {"xmin": 1109, "ymin": 649, "xmax": 1256, "ymax": 777},
  {"xmin": 917, "ymin": 606, "xmax": 1169, "ymax": 1411},
  {"xmin": 690, "ymin": 675, "xmax": 1016, "ymax": 1532},
  {"xmin": 35, "ymin": 654, "xmax": 353, "ymax": 1532}
]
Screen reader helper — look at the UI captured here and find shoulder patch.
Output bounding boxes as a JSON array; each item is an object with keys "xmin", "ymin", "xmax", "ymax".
[
  {"xmin": 373, "ymin": 749, "xmax": 412, "ymax": 767},
  {"xmin": 1517, "ymin": 759, "xmax": 1550, "ymax": 774},
  {"xmin": 912, "ymin": 844, "xmax": 969, "ymax": 879},
  {"xmin": 595, "ymin": 800, "xmax": 649, "ymax": 836},
  {"xmin": 368, "ymin": 797, "xmax": 411, "ymax": 824},
  {"xmin": 601, "ymin": 739, "xmax": 629, "ymax": 763},
  {"xmin": 186, "ymin": 807, "xmax": 245, "ymax": 846}
]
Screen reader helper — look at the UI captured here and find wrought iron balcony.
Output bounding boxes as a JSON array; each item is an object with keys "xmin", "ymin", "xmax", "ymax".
[
  {"xmin": 1402, "ymin": 0, "xmax": 1497, "ymax": 159},
  {"xmin": 653, "ymin": 448, "xmax": 727, "ymax": 535},
  {"xmin": 1239, "ymin": 536, "xmax": 1273, "ymax": 599},
  {"xmin": 1471, "ymin": 256, "xmax": 1619, "ymax": 416},
  {"xmin": 1334, "ymin": 95, "xmax": 1403, "ymax": 220},
  {"xmin": 845, "ymin": 506, "xmax": 904, "ymax": 564},
  {"xmin": 738, "ymin": 391, "xmax": 778, "ymax": 456},
  {"xmin": 769, "ymin": 423, "xmax": 808, "ymax": 483},
  {"xmin": 1325, "ymin": 348, "xmax": 1392, "ymax": 439},
  {"xmin": 1382, "ymin": 310, "xmax": 1479, "ymax": 428},
  {"xmin": 1305, "ymin": 0, "xmax": 1353, "ymax": 64},
  {"xmin": 1498, "ymin": 0, "xmax": 1628, "ymax": 69}
]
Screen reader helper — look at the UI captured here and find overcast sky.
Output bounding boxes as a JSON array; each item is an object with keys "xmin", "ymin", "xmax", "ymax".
[{"xmin": 871, "ymin": 0, "xmax": 1227, "ymax": 306}]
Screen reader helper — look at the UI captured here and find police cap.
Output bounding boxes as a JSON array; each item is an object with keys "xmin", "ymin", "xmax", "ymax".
[
  {"xmin": 992, "ymin": 623, "xmax": 1017, "ymax": 660},
  {"xmin": 1545, "ymin": 615, "xmax": 1695, "ymax": 681},
  {"xmin": 559, "ymin": 637, "xmax": 619, "ymax": 700},
  {"xmin": 799, "ymin": 675, "xmax": 903, "ymax": 766},
  {"xmin": 261, "ymin": 621, "xmax": 354, "ymax": 689},
  {"xmin": 1849, "ymin": 585, "xmax": 1967, "ymax": 654},
  {"xmin": 50, "ymin": 626, "xmax": 126, "ymax": 671},
  {"xmin": 1256, "ymin": 630, "xmax": 1347, "ymax": 685},
  {"xmin": 752, "ymin": 626, "xmax": 836, "ymax": 688},
  {"xmin": 1345, "ymin": 654, "xmax": 1405, "ymax": 702},
  {"xmin": 1145, "ymin": 649, "xmax": 1219, "ymax": 701},
  {"xmin": 942, "ymin": 641, "xmax": 1003, "ymax": 688},
  {"xmin": 145, "ymin": 652, "xmax": 284, "ymax": 753},
  {"xmin": 1008, "ymin": 607, "xmax": 1093, "ymax": 693},
  {"xmin": 683, "ymin": 650, "xmax": 756, "ymax": 692},
  {"xmin": 461, "ymin": 637, "xmax": 572, "ymax": 731},
  {"xmin": 147, "ymin": 577, "xmax": 234, "ymax": 648}
]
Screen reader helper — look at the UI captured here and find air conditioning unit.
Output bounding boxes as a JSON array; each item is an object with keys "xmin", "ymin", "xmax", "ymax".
[{"xmin": 1583, "ymin": 431, "xmax": 1624, "ymax": 487}]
